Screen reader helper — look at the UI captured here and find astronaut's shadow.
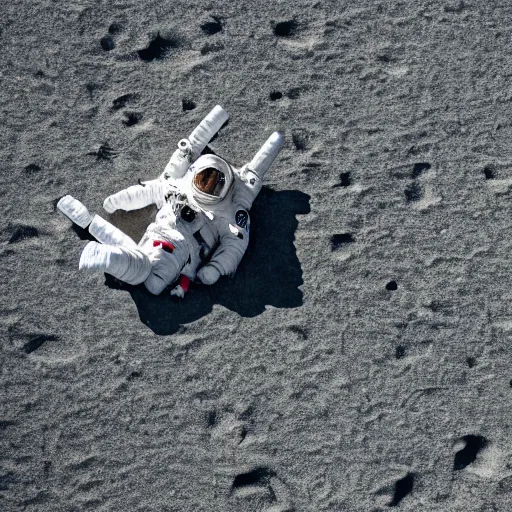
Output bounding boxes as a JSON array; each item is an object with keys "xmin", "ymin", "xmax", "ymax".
[{"xmin": 105, "ymin": 187, "xmax": 310, "ymax": 335}]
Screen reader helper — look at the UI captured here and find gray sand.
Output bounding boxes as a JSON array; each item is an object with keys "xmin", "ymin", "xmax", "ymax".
[{"xmin": 2, "ymin": 1, "xmax": 512, "ymax": 510}]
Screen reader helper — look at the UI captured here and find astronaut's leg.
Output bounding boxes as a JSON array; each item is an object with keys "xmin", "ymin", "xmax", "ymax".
[
  {"xmin": 140, "ymin": 233, "xmax": 191, "ymax": 295},
  {"xmin": 57, "ymin": 195, "xmax": 93, "ymax": 229},
  {"xmin": 79, "ymin": 242, "xmax": 152, "ymax": 285},
  {"xmin": 58, "ymin": 196, "xmax": 137, "ymax": 249},
  {"xmin": 88, "ymin": 215, "xmax": 137, "ymax": 249},
  {"xmin": 170, "ymin": 241, "xmax": 201, "ymax": 298}
]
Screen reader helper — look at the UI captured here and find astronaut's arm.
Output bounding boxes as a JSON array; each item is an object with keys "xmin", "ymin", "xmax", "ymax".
[
  {"xmin": 233, "ymin": 169, "xmax": 262, "ymax": 211},
  {"xmin": 103, "ymin": 179, "xmax": 167, "ymax": 213},
  {"xmin": 233, "ymin": 131, "xmax": 285, "ymax": 210},
  {"xmin": 161, "ymin": 106, "xmax": 230, "ymax": 181},
  {"xmin": 197, "ymin": 211, "xmax": 250, "ymax": 285}
]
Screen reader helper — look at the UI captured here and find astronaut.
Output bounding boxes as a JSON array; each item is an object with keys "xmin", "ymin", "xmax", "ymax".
[{"xmin": 57, "ymin": 105, "xmax": 284, "ymax": 298}]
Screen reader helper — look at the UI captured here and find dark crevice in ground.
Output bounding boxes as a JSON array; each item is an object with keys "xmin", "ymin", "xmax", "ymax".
[
  {"xmin": 112, "ymin": 93, "xmax": 139, "ymax": 111},
  {"xmin": 274, "ymin": 20, "xmax": 297, "ymax": 37},
  {"xmin": 123, "ymin": 112, "xmax": 142, "ymax": 126},
  {"xmin": 292, "ymin": 131, "xmax": 308, "ymax": 151},
  {"xmin": 411, "ymin": 162, "xmax": 431, "ymax": 178},
  {"xmin": 334, "ymin": 172, "xmax": 351, "ymax": 187},
  {"xmin": 182, "ymin": 99, "xmax": 196, "ymax": 111},
  {"xmin": 201, "ymin": 16, "xmax": 223, "ymax": 35},
  {"xmin": 389, "ymin": 473, "xmax": 414, "ymax": 507},
  {"xmin": 404, "ymin": 181, "xmax": 422, "ymax": 202},
  {"xmin": 24, "ymin": 164, "xmax": 41, "ymax": 173},
  {"xmin": 23, "ymin": 335, "xmax": 58, "ymax": 354},
  {"xmin": 138, "ymin": 33, "xmax": 179, "ymax": 61},
  {"xmin": 331, "ymin": 233, "xmax": 354, "ymax": 250},
  {"xmin": 88, "ymin": 144, "xmax": 118, "ymax": 160},
  {"xmin": 7, "ymin": 225, "xmax": 39, "ymax": 244},
  {"xmin": 231, "ymin": 467, "xmax": 275, "ymax": 491},
  {"xmin": 483, "ymin": 165, "xmax": 495, "ymax": 179},
  {"xmin": 454, "ymin": 435, "xmax": 487, "ymax": 470},
  {"xmin": 100, "ymin": 36, "xmax": 115, "ymax": 51},
  {"xmin": 108, "ymin": 22, "xmax": 123, "ymax": 34}
]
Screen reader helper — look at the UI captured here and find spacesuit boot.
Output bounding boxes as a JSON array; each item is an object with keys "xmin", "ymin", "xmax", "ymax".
[
  {"xmin": 57, "ymin": 195, "xmax": 93, "ymax": 229},
  {"xmin": 79, "ymin": 241, "xmax": 152, "ymax": 285}
]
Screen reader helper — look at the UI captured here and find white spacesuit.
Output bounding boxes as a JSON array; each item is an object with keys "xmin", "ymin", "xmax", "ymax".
[{"xmin": 58, "ymin": 106, "xmax": 284, "ymax": 298}]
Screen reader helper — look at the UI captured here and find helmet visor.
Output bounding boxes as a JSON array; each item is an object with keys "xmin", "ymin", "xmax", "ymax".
[{"xmin": 193, "ymin": 167, "xmax": 226, "ymax": 197}]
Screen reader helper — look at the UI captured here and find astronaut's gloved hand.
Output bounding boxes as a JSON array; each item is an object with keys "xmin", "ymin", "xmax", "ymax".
[
  {"xmin": 197, "ymin": 265, "xmax": 221, "ymax": 285},
  {"xmin": 170, "ymin": 285, "xmax": 185, "ymax": 299},
  {"xmin": 170, "ymin": 275, "xmax": 191, "ymax": 298}
]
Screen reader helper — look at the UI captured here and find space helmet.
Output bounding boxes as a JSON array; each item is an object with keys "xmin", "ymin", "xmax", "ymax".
[{"xmin": 190, "ymin": 154, "xmax": 234, "ymax": 206}]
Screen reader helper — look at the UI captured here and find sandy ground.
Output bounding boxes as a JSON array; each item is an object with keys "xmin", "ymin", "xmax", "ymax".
[{"xmin": 2, "ymin": 0, "xmax": 512, "ymax": 510}]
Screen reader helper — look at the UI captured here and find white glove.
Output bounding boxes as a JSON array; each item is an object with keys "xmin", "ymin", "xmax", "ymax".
[
  {"xmin": 170, "ymin": 284, "xmax": 185, "ymax": 299},
  {"xmin": 197, "ymin": 266, "xmax": 221, "ymax": 285},
  {"xmin": 103, "ymin": 197, "xmax": 116, "ymax": 214}
]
